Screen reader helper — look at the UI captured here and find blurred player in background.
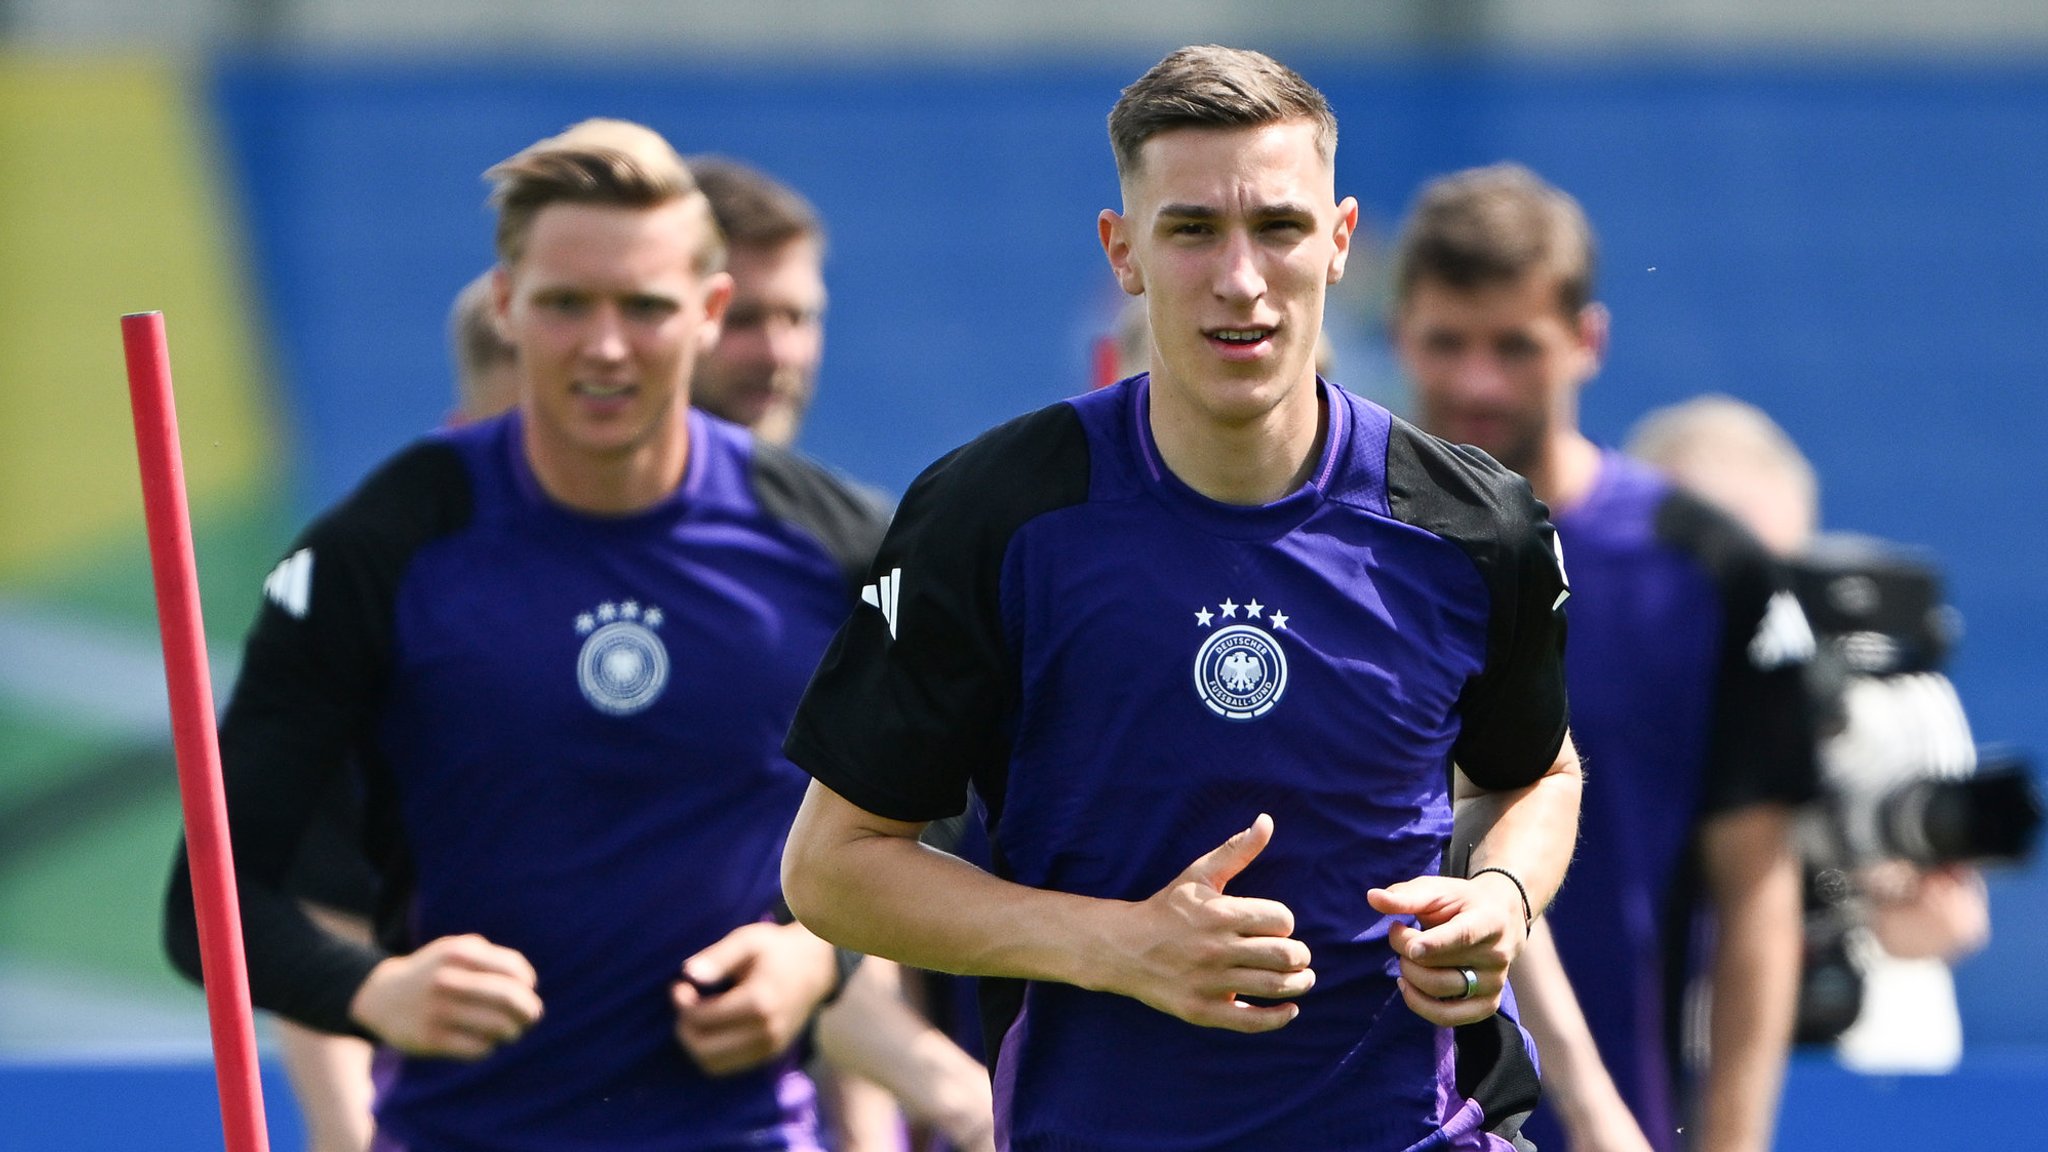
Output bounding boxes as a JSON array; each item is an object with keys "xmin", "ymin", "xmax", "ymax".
[
  {"xmin": 1626, "ymin": 394, "xmax": 1995, "ymax": 1073},
  {"xmin": 1393, "ymin": 164, "xmax": 1818, "ymax": 1152},
  {"xmin": 165, "ymin": 118, "xmax": 885, "ymax": 1151},
  {"xmin": 243, "ymin": 145, "xmax": 988, "ymax": 1152},
  {"xmin": 684, "ymin": 156, "xmax": 826, "ymax": 449},
  {"xmin": 782, "ymin": 46, "xmax": 1582, "ymax": 1152}
]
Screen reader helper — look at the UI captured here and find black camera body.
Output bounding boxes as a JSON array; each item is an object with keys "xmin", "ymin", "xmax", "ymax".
[
  {"xmin": 1791, "ymin": 536, "xmax": 2041, "ymax": 872},
  {"xmin": 1791, "ymin": 535, "xmax": 2042, "ymax": 1044}
]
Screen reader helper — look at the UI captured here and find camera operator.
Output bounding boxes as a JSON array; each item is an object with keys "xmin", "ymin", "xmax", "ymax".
[{"xmin": 1628, "ymin": 394, "xmax": 2039, "ymax": 1074}]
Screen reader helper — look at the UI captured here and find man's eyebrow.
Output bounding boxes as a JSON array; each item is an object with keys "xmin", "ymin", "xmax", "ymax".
[{"xmin": 1154, "ymin": 201, "xmax": 1316, "ymax": 221}]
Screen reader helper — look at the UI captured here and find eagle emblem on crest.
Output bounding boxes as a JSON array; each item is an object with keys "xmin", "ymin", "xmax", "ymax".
[{"xmin": 1191, "ymin": 597, "xmax": 1290, "ymax": 721}]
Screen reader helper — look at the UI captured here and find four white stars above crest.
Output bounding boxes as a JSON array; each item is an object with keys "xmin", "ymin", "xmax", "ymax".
[
  {"xmin": 576, "ymin": 600, "xmax": 665, "ymax": 635},
  {"xmin": 1195, "ymin": 599, "xmax": 1288, "ymax": 631}
]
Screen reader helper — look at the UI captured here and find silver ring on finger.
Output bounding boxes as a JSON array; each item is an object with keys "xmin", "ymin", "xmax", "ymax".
[{"xmin": 1454, "ymin": 966, "xmax": 1479, "ymax": 1001}]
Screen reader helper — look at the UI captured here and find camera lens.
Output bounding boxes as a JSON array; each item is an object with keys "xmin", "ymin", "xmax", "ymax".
[{"xmin": 1877, "ymin": 764, "xmax": 2044, "ymax": 866}]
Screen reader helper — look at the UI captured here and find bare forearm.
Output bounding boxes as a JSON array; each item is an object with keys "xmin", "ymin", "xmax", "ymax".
[
  {"xmin": 1510, "ymin": 919, "xmax": 1654, "ymax": 1151},
  {"xmin": 1698, "ymin": 807, "xmax": 1801, "ymax": 1152},
  {"xmin": 1458, "ymin": 733, "xmax": 1583, "ymax": 914},
  {"xmin": 813, "ymin": 960, "xmax": 992, "ymax": 1148},
  {"xmin": 787, "ymin": 786, "xmax": 1313, "ymax": 1036},
  {"xmin": 783, "ymin": 787, "xmax": 1119, "ymax": 990}
]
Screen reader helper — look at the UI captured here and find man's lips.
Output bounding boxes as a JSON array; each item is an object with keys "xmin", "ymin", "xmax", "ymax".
[
  {"xmin": 571, "ymin": 381, "xmax": 638, "ymax": 413},
  {"xmin": 1204, "ymin": 325, "xmax": 1277, "ymax": 361}
]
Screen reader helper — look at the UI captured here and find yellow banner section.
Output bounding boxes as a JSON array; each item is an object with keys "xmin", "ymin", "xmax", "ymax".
[{"xmin": 0, "ymin": 55, "xmax": 274, "ymax": 581}]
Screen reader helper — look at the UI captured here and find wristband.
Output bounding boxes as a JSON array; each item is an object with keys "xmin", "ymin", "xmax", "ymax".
[
  {"xmin": 1468, "ymin": 866, "xmax": 1534, "ymax": 928},
  {"xmin": 823, "ymin": 947, "xmax": 863, "ymax": 1005},
  {"xmin": 771, "ymin": 895, "xmax": 861, "ymax": 1005}
]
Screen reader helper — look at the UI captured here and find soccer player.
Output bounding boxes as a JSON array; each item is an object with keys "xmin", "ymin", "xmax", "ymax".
[
  {"xmin": 1392, "ymin": 165, "xmax": 1819, "ymax": 1152},
  {"xmin": 685, "ymin": 156, "xmax": 828, "ymax": 450},
  {"xmin": 779, "ymin": 46, "xmax": 1583, "ymax": 1152},
  {"xmin": 164, "ymin": 119, "xmax": 883, "ymax": 1151}
]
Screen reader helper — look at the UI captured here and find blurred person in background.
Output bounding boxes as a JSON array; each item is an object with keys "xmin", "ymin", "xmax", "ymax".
[
  {"xmin": 684, "ymin": 156, "xmax": 826, "ymax": 450},
  {"xmin": 165, "ymin": 118, "xmax": 885, "ymax": 1152},
  {"xmin": 1392, "ymin": 164, "xmax": 1818, "ymax": 1152},
  {"xmin": 257, "ymin": 156, "xmax": 989, "ymax": 1152},
  {"xmin": 1627, "ymin": 394, "xmax": 1998, "ymax": 1075}
]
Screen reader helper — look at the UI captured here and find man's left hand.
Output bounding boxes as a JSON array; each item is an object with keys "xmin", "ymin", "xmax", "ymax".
[
  {"xmin": 672, "ymin": 921, "xmax": 838, "ymax": 1076},
  {"xmin": 1368, "ymin": 873, "xmax": 1528, "ymax": 1027}
]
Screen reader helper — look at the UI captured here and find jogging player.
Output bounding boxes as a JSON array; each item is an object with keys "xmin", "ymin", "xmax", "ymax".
[
  {"xmin": 165, "ymin": 119, "xmax": 882, "ymax": 1151},
  {"xmin": 780, "ymin": 47, "xmax": 1582, "ymax": 1152}
]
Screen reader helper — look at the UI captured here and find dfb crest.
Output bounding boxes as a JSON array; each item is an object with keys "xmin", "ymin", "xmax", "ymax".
[{"xmin": 574, "ymin": 600, "xmax": 669, "ymax": 716}]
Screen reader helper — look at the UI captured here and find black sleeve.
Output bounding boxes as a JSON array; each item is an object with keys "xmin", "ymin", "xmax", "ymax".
[
  {"xmin": 1655, "ymin": 492, "xmax": 1821, "ymax": 814},
  {"xmin": 751, "ymin": 443, "xmax": 893, "ymax": 595},
  {"xmin": 162, "ymin": 440, "xmax": 471, "ymax": 1035},
  {"xmin": 1385, "ymin": 422, "xmax": 1570, "ymax": 791},
  {"xmin": 783, "ymin": 403, "xmax": 1091, "ymax": 824}
]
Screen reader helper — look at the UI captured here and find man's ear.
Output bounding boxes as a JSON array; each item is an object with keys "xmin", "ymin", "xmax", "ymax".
[
  {"xmin": 1100, "ymin": 209, "xmax": 1144, "ymax": 297},
  {"xmin": 1576, "ymin": 302, "xmax": 1611, "ymax": 376},
  {"xmin": 697, "ymin": 270, "xmax": 736, "ymax": 354},
  {"xmin": 490, "ymin": 264, "xmax": 516, "ymax": 343},
  {"xmin": 1327, "ymin": 196, "xmax": 1360, "ymax": 285}
]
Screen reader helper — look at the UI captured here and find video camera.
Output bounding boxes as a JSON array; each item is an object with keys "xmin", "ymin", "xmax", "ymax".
[
  {"xmin": 1792, "ymin": 534, "xmax": 2042, "ymax": 1044},
  {"xmin": 1792, "ymin": 535, "xmax": 2041, "ymax": 871}
]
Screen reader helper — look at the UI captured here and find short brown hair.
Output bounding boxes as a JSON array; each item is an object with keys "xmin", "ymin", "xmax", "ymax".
[
  {"xmin": 687, "ymin": 156, "xmax": 826, "ymax": 255},
  {"xmin": 1109, "ymin": 45, "xmax": 1337, "ymax": 178},
  {"xmin": 485, "ymin": 118, "xmax": 724, "ymax": 272},
  {"xmin": 1390, "ymin": 162, "xmax": 1597, "ymax": 319}
]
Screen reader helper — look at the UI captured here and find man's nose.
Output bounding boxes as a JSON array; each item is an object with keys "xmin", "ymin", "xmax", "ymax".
[
  {"xmin": 1212, "ymin": 231, "xmax": 1266, "ymax": 306},
  {"xmin": 582, "ymin": 304, "xmax": 629, "ymax": 361},
  {"xmin": 764, "ymin": 316, "xmax": 813, "ymax": 370},
  {"xmin": 1447, "ymin": 349, "xmax": 1512, "ymax": 398}
]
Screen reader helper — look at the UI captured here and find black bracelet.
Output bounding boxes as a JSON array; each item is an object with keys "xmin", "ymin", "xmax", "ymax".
[
  {"xmin": 1468, "ymin": 866, "xmax": 1534, "ymax": 928},
  {"xmin": 823, "ymin": 947, "xmax": 863, "ymax": 1005}
]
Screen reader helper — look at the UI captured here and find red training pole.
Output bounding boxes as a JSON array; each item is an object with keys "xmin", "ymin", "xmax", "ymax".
[
  {"xmin": 1091, "ymin": 334, "xmax": 1121, "ymax": 390},
  {"xmin": 121, "ymin": 311, "xmax": 271, "ymax": 1152}
]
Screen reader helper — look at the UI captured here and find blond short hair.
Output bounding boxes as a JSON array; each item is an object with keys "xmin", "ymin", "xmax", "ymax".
[
  {"xmin": 447, "ymin": 271, "xmax": 518, "ymax": 422},
  {"xmin": 1627, "ymin": 394, "xmax": 1819, "ymax": 555},
  {"xmin": 485, "ymin": 118, "xmax": 724, "ymax": 273}
]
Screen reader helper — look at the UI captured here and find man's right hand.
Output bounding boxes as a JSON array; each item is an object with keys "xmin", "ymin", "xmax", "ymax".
[
  {"xmin": 349, "ymin": 934, "xmax": 544, "ymax": 1059},
  {"xmin": 1100, "ymin": 813, "xmax": 1313, "ymax": 1033}
]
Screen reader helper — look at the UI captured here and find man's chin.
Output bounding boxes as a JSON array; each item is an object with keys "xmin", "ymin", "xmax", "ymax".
[
  {"xmin": 752, "ymin": 407, "xmax": 802, "ymax": 448},
  {"xmin": 696, "ymin": 395, "xmax": 769, "ymax": 428}
]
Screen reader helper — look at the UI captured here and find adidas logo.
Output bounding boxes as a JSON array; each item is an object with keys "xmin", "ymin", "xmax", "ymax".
[
  {"xmin": 1748, "ymin": 590, "xmax": 1816, "ymax": 670},
  {"xmin": 264, "ymin": 548, "xmax": 313, "ymax": 619},
  {"xmin": 860, "ymin": 567, "xmax": 902, "ymax": 639},
  {"xmin": 1549, "ymin": 530, "xmax": 1571, "ymax": 610}
]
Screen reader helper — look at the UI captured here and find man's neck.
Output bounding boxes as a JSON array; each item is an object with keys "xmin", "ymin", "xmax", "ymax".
[
  {"xmin": 1523, "ymin": 430, "xmax": 1603, "ymax": 516},
  {"xmin": 523, "ymin": 419, "xmax": 691, "ymax": 517},
  {"xmin": 1147, "ymin": 374, "xmax": 1326, "ymax": 506}
]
